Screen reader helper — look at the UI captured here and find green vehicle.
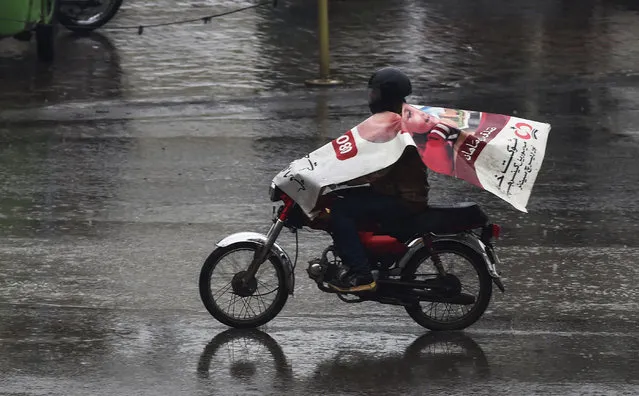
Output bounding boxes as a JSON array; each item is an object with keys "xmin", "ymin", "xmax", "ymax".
[
  {"xmin": 0, "ymin": 0, "xmax": 123, "ymax": 62},
  {"xmin": 0, "ymin": 0, "xmax": 57, "ymax": 61}
]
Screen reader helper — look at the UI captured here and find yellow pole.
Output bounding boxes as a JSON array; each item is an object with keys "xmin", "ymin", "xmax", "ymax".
[
  {"xmin": 318, "ymin": 0, "xmax": 330, "ymax": 79},
  {"xmin": 306, "ymin": 0, "xmax": 342, "ymax": 86}
]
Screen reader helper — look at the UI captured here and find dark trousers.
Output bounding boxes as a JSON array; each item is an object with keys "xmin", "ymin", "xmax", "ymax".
[{"xmin": 329, "ymin": 188, "xmax": 413, "ymax": 275}]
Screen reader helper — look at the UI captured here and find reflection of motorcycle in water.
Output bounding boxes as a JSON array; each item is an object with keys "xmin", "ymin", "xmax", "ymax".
[
  {"xmin": 197, "ymin": 329, "xmax": 293, "ymax": 392},
  {"xmin": 310, "ymin": 332, "xmax": 491, "ymax": 394},
  {"xmin": 58, "ymin": 0, "xmax": 123, "ymax": 32},
  {"xmin": 197, "ymin": 329, "xmax": 489, "ymax": 394},
  {"xmin": 199, "ymin": 183, "xmax": 505, "ymax": 331},
  {"xmin": 404, "ymin": 332, "xmax": 491, "ymax": 378}
]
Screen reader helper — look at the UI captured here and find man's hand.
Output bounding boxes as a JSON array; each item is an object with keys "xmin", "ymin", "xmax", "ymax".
[{"xmin": 429, "ymin": 124, "xmax": 459, "ymax": 141}]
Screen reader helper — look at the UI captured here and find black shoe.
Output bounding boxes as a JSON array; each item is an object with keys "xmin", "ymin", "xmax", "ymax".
[{"xmin": 327, "ymin": 272, "xmax": 377, "ymax": 293}]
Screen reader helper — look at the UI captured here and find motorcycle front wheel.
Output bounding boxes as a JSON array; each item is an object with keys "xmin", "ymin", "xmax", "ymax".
[
  {"xmin": 58, "ymin": 0, "xmax": 123, "ymax": 32},
  {"xmin": 199, "ymin": 242, "xmax": 289, "ymax": 328},
  {"xmin": 402, "ymin": 241, "xmax": 493, "ymax": 331}
]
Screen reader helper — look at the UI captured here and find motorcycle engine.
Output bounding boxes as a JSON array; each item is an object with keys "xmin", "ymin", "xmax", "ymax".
[
  {"xmin": 307, "ymin": 260, "xmax": 324, "ymax": 279},
  {"xmin": 306, "ymin": 246, "xmax": 342, "ymax": 282}
]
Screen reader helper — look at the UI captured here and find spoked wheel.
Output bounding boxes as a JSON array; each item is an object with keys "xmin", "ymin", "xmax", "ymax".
[
  {"xmin": 58, "ymin": 0, "xmax": 123, "ymax": 33},
  {"xmin": 402, "ymin": 241, "xmax": 493, "ymax": 331},
  {"xmin": 199, "ymin": 242, "xmax": 289, "ymax": 328}
]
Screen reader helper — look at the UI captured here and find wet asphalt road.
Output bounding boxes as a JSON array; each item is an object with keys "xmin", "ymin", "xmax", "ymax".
[{"xmin": 2, "ymin": 0, "xmax": 639, "ymax": 394}]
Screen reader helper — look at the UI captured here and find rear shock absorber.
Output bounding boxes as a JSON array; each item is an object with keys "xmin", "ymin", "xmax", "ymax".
[{"xmin": 425, "ymin": 234, "xmax": 446, "ymax": 276}]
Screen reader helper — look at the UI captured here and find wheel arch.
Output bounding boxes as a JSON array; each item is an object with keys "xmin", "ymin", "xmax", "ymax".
[
  {"xmin": 398, "ymin": 234, "xmax": 501, "ymax": 283},
  {"xmin": 217, "ymin": 232, "xmax": 295, "ymax": 295}
]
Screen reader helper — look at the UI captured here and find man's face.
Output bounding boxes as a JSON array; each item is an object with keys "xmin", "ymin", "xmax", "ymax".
[{"xmin": 401, "ymin": 105, "xmax": 439, "ymax": 134}]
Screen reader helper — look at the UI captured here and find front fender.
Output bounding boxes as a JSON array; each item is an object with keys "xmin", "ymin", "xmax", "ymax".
[{"xmin": 217, "ymin": 232, "xmax": 295, "ymax": 295}]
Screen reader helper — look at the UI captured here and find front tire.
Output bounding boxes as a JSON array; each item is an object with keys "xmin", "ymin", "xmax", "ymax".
[
  {"xmin": 402, "ymin": 241, "xmax": 493, "ymax": 331},
  {"xmin": 199, "ymin": 242, "xmax": 289, "ymax": 328}
]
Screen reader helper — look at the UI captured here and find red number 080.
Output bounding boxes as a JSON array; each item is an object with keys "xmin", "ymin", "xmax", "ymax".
[
  {"xmin": 332, "ymin": 130, "xmax": 358, "ymax": 160},
  {"xmin": 336, "ymin": 135, "xmax": 353, "ymax": 154}
]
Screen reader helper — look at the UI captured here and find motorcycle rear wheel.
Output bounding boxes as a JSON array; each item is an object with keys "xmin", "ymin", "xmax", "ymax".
[
  {"xmin": 402, "ymin": 241, "xmax": 493, "ymax": 331},
  {"xmin": 199, "ymin": 242, "xmax": 289, "ymax": 328}
]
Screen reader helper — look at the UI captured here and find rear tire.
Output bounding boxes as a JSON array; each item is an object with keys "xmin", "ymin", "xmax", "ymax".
[
  {"xmin": 36, "ymin": 0, "xmax": 57, "ymax": 62},
  {"xmin": 36, "ymin": 24, "xmax": 55, "ymax": 62},
  {"xmin": 402, "ymin": 241, "xmax": 493, "ymax": 331},
  {"xmin": 199, "ymin": 242, "xmax": 289, "ymax": 328}
]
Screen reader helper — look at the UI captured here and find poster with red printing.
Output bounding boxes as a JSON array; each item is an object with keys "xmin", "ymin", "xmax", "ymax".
[{"xmin": 273, "ymin": 103, "xmax": 551, "ymax": 217}]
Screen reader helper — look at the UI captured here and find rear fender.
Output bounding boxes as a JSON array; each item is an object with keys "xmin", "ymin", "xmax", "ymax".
[
  {"xmin": 397, "ymin": 233, "xmax": 503, "ymax": 291},
  {"xmin": 217, "ymin": 232, "xmax": 295, "ymax": 295}
]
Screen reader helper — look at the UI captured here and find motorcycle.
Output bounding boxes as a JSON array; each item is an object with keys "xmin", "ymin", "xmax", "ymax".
[
  {"xmin": 198, "ymin": 182, "xmax": 505, "ymax": 331},
  {"xmin": 58, "ymin": 0, "xmax": 123, "ymax": 32},
  {"xmin": 197, "ymin": 102, "xmax": 551, "ymax": 332},
  {"xmin": 197, "ymin": 328, "xmax": 490, "ymax": 391}
]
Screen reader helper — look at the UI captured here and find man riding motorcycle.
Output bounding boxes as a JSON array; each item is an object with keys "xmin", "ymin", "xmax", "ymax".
[
  {"xmin": 198, "ymin": 67, "xmax": 542, "ymax": 330},
  {"xmin": 326, "ymin": 67, "xmax": 458, "ymax": 293}
]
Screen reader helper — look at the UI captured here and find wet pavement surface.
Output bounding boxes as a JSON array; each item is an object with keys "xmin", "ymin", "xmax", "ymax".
[{"xmin": 2, "ymin": 0, "xmax": 639, "ymax": 394}]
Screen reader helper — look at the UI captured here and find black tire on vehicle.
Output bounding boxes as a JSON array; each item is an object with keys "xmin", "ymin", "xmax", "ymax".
[
  {"xmin": 402, "ymin": 241, "xmax": 493, "ymax": 331},
  {"xmin": 36, "ymin": 0, "xmax": 57, "ymax": 62},
  {"xmin": 199, "ymin": 242, "xmax": 289, "ymax": 329},
  {"xmin": 36, "ymin": 22, "xmax": 55, "ymax": 62},
  {"xmin": 58, "ymin": 0, "xmax": 123, "ymax": 33}
]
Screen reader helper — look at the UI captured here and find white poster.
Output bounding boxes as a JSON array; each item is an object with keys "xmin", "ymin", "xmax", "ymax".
[{"xmin": 274, "ymin": 104, "xmax": 551, "ymax": 217}]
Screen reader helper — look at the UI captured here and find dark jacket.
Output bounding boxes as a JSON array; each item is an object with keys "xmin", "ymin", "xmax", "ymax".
[{"xmin": 349, "ymin": 148, "xmax": 429, "ymax": 213}]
